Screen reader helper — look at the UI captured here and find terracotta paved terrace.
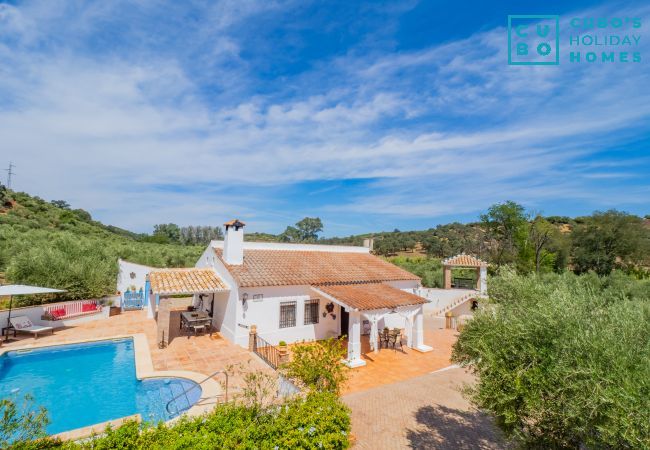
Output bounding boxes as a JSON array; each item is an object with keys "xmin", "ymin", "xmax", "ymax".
[
  {"xmin": 342, "ymin": 317, "xmax": 459, "ymax": 395},
  {"xmin": 1, "ymin": 312, "xmax": 458, "ymax": 395}
]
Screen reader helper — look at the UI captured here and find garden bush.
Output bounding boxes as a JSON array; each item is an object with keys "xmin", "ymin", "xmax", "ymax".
[
  {"xmin": 452, "ymin": 270, "xmax": 650, "ymax": 448},
  {"xmin": 10, "ymin": 392, "xmax": 350, "ymax": 450},
  {"xmin": 282, "ymin": 337, "xmax": 349, "ymax": 394},
  {"xmin": 0, "ymin": 395, "xmax": 49, "ymax": 449}
]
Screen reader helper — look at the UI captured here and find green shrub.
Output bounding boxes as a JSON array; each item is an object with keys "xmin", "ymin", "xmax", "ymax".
[
  {"xmin": 282, "ymin": 338, "xmax": 348, "ymax": 394},
  {"xmin": 1, "ymin": 395, "xmax": 49, "ymax": 449},
  {"xmin": 388, "ymin": 256, "xmax": 443, "ymax": 288},
  {"xmin": 452, "ymin": 270, "xmax": 650, "ymax": 448},
  {"xmin": 36, "ymin": 392, "xmax": 350, "ymax": 449}
]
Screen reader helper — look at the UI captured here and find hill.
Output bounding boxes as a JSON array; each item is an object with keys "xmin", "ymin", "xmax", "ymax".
[{"xmin": 0, "ymin": 189, "xmax": 203, "ymax": 303}]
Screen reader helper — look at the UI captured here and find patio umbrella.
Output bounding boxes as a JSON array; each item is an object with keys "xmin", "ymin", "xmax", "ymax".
[{"xmin": 0, "ymin": 284, "xmax": 65, "ymax": 341}]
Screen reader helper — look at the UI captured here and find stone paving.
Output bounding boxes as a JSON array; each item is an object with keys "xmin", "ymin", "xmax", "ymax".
[
  {"xmin": 342, "ymin": 317, "xmax": 458, "ymax": 394},
  {"xmin": 343, "ymin": 367, "xmax": 507, "ymax": 449}
]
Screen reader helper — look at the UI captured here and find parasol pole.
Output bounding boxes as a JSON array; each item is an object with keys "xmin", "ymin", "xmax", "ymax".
[{"xmin": 5, "ymin": 294, "xmax": 13, "ymax": 342}]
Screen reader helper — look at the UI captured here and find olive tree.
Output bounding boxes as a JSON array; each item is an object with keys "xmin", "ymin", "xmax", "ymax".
[{"xmin": 452, "ymin": 270, "xmax": 650, "ymax": 448}]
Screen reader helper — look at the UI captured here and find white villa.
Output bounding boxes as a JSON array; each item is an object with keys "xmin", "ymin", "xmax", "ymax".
[
  {"xmin": 114, "ymin": 219, "xmax": 489, "ymax": 368},
  {"xmin": 124, "ymin": 220, "xmax": 441, "ymax": 368}
]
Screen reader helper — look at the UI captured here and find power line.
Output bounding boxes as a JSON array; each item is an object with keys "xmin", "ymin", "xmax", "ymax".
[{"xmin": 5, "ymin": 162, "xmax": 15, "ymax": 189}]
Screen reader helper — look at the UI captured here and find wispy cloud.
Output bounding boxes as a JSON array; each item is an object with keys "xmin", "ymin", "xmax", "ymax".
[{"xmin": 0, "ymin": 0, "xmax": 648, "ymax": 234}]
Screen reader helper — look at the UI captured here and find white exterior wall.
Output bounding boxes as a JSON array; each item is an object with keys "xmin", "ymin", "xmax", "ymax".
[
  {"xmin": 117, "ymin": 259, "xmax": 155, "ymax": 306},
  {"xmin": 0, "ymin": 301, "xmax": 109, "ymax": 328},
  {"xmin": 417, "ymin": 287, "xmax": 476, "ymax": 315},
  {"xmin": 449, "ymin": 299, "xmax": 475, "ymax": 316},
  {"xmin": 196, "ymin": 246, "xmax": 240, "ymax": 343},
  {"xmin": 236, "ymin": 285, "xmax": 341, "ymax": 346}
]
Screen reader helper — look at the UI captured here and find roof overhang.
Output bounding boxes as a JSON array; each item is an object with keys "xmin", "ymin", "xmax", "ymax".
[
  {"xmin": 311, "ymin": 282, "xmax": 427, "ymax": 312},
  {"xmin": 149, "ymin": 268, "xmax": 230, "ymax": 296}
]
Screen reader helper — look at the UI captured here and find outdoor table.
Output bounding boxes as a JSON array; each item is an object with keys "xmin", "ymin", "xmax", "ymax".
[{"xmin": 180, "ymin": 311, "xmax": 212, "ymax": 336}]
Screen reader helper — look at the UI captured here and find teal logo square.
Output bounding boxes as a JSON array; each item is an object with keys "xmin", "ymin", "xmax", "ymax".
[{"xmin": 508, "ymin": 15, "xmax": 560, "ymax": 65}]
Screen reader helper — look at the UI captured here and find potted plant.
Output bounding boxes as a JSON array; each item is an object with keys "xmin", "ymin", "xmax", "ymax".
[
  {"xmin": 109, "ymin": 294, "xmax": 121, "ymax": 317},
  {"xmin": 278, "ymin": 340, "xmax": 288, "ymax": 355}
]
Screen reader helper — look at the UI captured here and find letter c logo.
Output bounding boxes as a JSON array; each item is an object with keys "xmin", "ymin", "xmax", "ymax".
[{"xmin": 516, "ymin": 25, "xmax": 528, "ymax": 37}]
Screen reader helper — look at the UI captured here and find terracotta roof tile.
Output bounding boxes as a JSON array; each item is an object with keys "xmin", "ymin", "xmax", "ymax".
[
  {"xmin": 149, "ymin": 268, "xmax": 229, "ymax": 295},
  {"xmin": 214, "ymin": 248, "xmax": 420, "ymax": 287},
  {"xmin": 442, "ymin": 254, "xmax": 487, "ymax": 267},
  {"xmin": 313, "ymin": 283, "xmax": 427, "ymax": 311}
]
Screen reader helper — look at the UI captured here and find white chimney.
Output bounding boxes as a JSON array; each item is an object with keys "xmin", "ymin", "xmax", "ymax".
[{"xmin": 223, "ymin": 219, "xmax": 245, "ymax": 265}]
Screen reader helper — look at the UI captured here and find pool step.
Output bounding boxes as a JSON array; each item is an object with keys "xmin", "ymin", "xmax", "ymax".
[{"xmin": 157, "ymin": 383, "xmax": 192, "ymax": 417}]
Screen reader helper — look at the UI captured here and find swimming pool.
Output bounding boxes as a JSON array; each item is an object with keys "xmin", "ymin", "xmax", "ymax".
[{"xmin": 0, "ymin": 339, "xmax": 201, "ymax": 434}]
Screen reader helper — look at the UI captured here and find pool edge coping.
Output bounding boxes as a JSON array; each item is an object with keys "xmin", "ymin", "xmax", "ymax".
[{"xmin": 0, "ymin": 333, "xmax": 222, "ymax": 441}]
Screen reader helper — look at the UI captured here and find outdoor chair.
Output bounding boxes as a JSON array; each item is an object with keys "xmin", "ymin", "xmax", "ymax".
[
  {"xmin": 9, "ymin": 316, "xmax": 54, "ymax": 339},
  {"xmin": 392, "ymin": 330, "xmax": 403, "ymax": 350},
  {"xmin": 379, "ymin": 329, "xmax": 390, "ymax": 349}
]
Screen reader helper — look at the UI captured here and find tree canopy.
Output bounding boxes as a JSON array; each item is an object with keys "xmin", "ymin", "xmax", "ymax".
[
  {"xmin": 571, "ymin": 210, "xmax": 649, "ymax": 275},
  {"xmin": 279, "ymin": 217, "xmax": 323, "ymax": 242},
  {"xmin": 452, "ymin": 270, "xmax": 650, "ymax": 448}
]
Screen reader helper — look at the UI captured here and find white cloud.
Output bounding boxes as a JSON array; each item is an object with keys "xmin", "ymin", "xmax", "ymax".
[{"xmin": 1, "ymin": 0, "xmax": 649, "ymax": 234}]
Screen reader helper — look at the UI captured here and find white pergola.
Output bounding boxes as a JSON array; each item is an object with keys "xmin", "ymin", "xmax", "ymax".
[{"xmin": 311, "ymin": 283, "xmax": 432, "ymax": 368}]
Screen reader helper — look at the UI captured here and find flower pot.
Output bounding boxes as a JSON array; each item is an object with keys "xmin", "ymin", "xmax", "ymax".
[{"xmin": 109, "ymin": 306, "xmax": 121, "ymax": 317}]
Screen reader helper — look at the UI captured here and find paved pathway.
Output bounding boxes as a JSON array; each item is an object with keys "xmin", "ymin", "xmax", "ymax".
[{"xmin": 343, "ymin": 367, "xmax": 507, "ymax": 449}]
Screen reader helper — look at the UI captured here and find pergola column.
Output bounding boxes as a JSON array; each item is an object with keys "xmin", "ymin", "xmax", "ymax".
[
  {"xmin": 443, "ymin": 266, "xmax": 452, "ymax": 289},
  {"xmin": 412, "ymin": 307, "xmax": 433, "ymax": 353},
  {"xmin": 147, "ymin": 294, "xmax": 158, "ymax": 319},
  {"xmin": 479, "ymin": 266, "xmax": 488, "ymax": 295},
  {"xmin": 345, "ymin": 310, "xmax": 366, "ymax": 368}
]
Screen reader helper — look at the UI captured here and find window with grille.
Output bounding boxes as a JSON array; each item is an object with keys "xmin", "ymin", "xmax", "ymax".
[
  {"xmin": 304, "ymin": 299, "xmax": 319, "ymax": 325},
  {"xmin": 279, "ymin": 301, "xmax": 297, "ymax": 328}
]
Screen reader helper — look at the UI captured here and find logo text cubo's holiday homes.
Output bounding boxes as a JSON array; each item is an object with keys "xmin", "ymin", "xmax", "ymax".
[
  {"xmin": 508, "ymin": 15, "xmax": 642, "ymax": 65},
  {"xmin": 569, "ymin": 17, "xmax": 641, "ymax": 63}
]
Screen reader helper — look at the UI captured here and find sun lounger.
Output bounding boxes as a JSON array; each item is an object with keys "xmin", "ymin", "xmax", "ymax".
[{"xmin": 9, "ymin": 316, "xmax": 54, "ymax": 339}]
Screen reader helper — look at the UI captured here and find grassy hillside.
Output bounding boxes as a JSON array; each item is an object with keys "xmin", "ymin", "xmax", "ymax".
[{"xmin": 0, "ymin": 190, "xmax": 203, "ymax": 304}]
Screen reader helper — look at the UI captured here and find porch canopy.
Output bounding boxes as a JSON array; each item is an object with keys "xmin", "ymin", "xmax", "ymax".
[
  {"xmin": 148, "ymin": 268, "xmax": 230, "ymax": 344},
  {"xmin": 311, "ymin": 282, "xmax": 432, "ymax": 368},
  {"xmin": 148, "ymin": 268, "xmax": 229, "ymax": 318},
  {"xmin": 149, "ymin": 268, "xmax": 229, "ymax": 296}
]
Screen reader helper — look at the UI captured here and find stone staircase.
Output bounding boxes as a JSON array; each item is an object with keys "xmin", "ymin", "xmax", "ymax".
[{"xmin": 429, "ymin": 292, "xmax": 477, "ymax": 317}]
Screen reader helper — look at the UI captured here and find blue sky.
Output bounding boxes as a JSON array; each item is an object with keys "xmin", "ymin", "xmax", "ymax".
[{"xmin": 1, "ymin": 0, "xmax": 648, "ymax": 236}]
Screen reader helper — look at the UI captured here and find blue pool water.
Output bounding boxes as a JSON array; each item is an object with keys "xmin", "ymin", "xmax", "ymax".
[{"xmin": 0, "ymin": 339, "xmax": 201, "ymax": 434}]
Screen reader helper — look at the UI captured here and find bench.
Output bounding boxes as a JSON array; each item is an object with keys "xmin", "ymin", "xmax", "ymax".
[{"xmin": 42, "ymin": 300, "xmax": 102, "ymax": 321}]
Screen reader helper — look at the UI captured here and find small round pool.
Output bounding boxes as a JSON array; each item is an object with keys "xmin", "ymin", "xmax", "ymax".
[{"xmin": 0, "ymin": 339, "xmax": 201, "ymax": 434}]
